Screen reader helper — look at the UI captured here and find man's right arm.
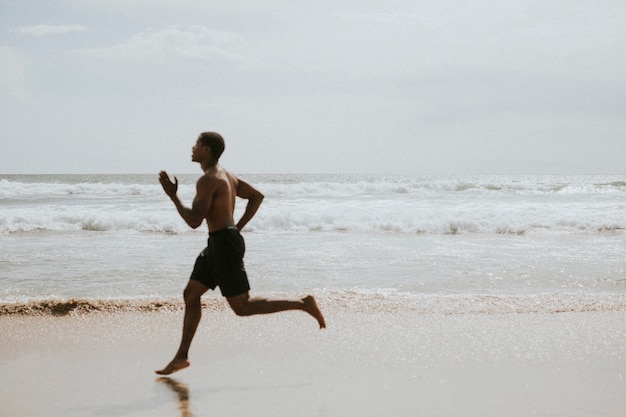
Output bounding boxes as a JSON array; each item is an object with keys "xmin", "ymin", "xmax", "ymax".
[
  {"xmin": 159, "ymin": 171, "xmax": 211, "ymax": 229},
  {"xmin": 235, "ymin": 178, "xmax": 264, "ymax": 231}
]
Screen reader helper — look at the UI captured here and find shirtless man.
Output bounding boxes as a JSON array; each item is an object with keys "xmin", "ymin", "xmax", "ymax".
[{"xmin": 156, "ymin": 131, "xmax": 325, "ymax": 375}]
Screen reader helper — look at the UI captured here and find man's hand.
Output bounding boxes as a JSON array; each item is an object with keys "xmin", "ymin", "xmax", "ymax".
[{"xmin": 159, "ymin": 171, "xmax": 178, "ymax": 199}]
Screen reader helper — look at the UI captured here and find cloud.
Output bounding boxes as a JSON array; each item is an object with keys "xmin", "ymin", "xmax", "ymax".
[
  {"xmin": 0, "ymin": 47, "xmax": 30, "ymax": 102},
  {"xmin": 81, "ymin": 26, "xmax": 252, "ymax": 64},
  {"xmin": 12, "ymin": 24, "xmax": 88, "ymax": 36}
]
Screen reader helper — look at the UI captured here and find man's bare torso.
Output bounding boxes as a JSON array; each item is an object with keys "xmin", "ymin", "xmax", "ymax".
[{"xmin": 199, "ymin": 167, "xmax": 239, "ymax": 232}]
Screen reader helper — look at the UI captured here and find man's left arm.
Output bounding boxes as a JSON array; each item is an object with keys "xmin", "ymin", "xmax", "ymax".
[{"xmin": 235, "ymin": 178, "xmax": 264, "ymax": 231}]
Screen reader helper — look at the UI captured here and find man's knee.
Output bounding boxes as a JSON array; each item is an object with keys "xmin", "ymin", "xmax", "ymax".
[
  {"xmin": 227, "ymin": 294, "xmax": 252, "ymax": 316},
  {"xmin": 230, "ymin": 302, "xmax": 252, "ymax": 317},
  {"xmin": 183, "ymin": 290, "xmax": 200, "ymax": 306},
  {"xmin": 183, "ymin": 281, "xmax": 206, "ymax": 305}
]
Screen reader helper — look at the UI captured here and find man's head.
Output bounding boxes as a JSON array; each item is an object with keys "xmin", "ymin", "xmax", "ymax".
[{"xmin": 198, "ymin": 131, "xmax": 225, "ymax": 162}]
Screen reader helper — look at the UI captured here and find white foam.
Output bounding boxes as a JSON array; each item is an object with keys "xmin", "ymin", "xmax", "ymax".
[{"xmin": 1, "ymin": 174, "xmax": 624, "ymax": 235}]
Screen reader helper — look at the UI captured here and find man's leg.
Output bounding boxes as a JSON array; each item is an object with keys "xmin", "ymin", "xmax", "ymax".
[
  {"xmin": 227, "ymin": 292, "xmax": 326, "ymax": 329},
  {"xmin": 156, "ymin": 280, "xmax": 209, "ymax": 375}
]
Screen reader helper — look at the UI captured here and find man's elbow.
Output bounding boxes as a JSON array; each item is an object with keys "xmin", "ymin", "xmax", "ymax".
[{"xmin": 186, "ymin": 217, "xmax": 204, "ymax": 229}]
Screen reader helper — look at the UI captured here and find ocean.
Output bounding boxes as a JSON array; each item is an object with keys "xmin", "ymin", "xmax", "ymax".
[
  {"xmin": 2, "ymin": 173, "xmax": 626, "ymax": 417},
  {"xmin": 1, "ymin": 173, "xmax": 625, "ymax": 314}
]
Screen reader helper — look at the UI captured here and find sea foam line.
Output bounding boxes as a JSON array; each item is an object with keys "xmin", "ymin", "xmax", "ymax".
[{"xmin": 2, "ymin": 292, "xmax": 625, "ymax": 316}]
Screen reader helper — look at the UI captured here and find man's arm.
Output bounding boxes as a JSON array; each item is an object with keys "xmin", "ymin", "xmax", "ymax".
[
  {"xmin": 235, "ymin": 178, "xmax": 264, "ymax": 231},
  {"xmin": 159, "ymin": 171, "xmax": 211, "ymax": 229}
]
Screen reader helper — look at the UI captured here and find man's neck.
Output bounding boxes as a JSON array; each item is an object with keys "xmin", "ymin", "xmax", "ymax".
[{"xmin": 201, "ymin": 160, "xmax": 218, "ymax": 173}]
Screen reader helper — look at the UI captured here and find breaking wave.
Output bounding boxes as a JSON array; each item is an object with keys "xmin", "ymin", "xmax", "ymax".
[{"xmin": 2, "ymin": 174, "xmax": 624, "ymax": 235}]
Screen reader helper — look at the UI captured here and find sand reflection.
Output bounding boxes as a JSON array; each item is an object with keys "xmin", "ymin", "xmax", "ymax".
[{"xmin": 157, "ymin": 377, "xmax": 193, "ymax": 417}]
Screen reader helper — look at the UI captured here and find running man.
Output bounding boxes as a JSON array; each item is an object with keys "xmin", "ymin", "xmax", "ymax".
[{"xmin": 156, "ymin": 132, "xmax": 325, "ymax": 375}]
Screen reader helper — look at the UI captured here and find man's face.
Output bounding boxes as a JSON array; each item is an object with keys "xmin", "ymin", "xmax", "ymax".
[{"xmin": 191, "ymin": 139, "xmax": 210, "ymax": 162}]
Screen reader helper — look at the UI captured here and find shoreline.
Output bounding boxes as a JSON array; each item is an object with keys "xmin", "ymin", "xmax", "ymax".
[{"xmin": 2, "ymin": 291, "xmax": 626, "ymax": 316}]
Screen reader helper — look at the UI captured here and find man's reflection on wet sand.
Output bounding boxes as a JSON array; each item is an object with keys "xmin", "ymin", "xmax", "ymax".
[{"xmin": 157, "ymin": 377, "xmax": 193, "ymax": 417}]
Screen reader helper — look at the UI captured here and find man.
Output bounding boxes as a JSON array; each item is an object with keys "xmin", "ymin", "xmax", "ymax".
[{"xmin": 156, "ymin": 131, "xmax": 325, "ymax": 375}]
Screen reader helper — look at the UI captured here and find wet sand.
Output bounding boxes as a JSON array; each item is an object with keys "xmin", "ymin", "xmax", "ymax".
[{"xmin": 1, "ymin": 306, "xmax": 625, "ymax": 417}]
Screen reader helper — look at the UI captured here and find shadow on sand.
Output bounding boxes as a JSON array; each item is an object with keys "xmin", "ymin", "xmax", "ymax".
[{"xmin": 157, "ymin": 377, "xmax": 193, "ymax": 417}]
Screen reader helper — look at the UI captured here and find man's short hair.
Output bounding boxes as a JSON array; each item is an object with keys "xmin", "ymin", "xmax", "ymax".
[{"xmin": 199, "ymin": 132, "xmax": 225, "ymax": 161}]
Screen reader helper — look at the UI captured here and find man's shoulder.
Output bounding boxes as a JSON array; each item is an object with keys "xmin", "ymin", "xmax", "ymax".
[
  {"xmin": 195, "ymin": 172, "xmax": 219, "ymax": 192},
  {"xmin": 197, "ymin": 168, "xmax": 237, "ymax": 189}
]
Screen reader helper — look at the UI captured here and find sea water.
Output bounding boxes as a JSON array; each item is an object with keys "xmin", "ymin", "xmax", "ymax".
[{"xmin": 1, "ymin": 174, "xmax": 625, "ymax": 314}]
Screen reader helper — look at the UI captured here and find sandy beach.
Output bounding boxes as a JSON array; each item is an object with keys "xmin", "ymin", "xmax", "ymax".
[{"xmin": 1, "ymin": 301, "xmax": 625, "ymax": 417}]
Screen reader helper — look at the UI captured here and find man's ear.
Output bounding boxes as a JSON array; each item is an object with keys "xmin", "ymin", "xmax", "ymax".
[{"xmin": 203, "ymin": 146, "xmax": 215, "ymax": 161}]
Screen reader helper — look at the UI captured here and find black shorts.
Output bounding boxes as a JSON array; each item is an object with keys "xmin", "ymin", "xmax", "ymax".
[{"xmin": 190, "ymin": 226, "xmax": 250, "ymax": 297}]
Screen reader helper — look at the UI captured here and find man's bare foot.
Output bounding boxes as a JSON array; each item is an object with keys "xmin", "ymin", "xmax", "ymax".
[
  {"xmin": 303, "ymin": 295, "xmax": 326, "ymax": 329},
  {"xmin": 155, "ymin": 358, "xmax": 190, "ymax": 375}
]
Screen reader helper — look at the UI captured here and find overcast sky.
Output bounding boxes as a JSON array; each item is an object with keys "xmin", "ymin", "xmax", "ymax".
[{"xmin": 1, "ymin": 0, "xmax": 624, "ymax": 174}]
